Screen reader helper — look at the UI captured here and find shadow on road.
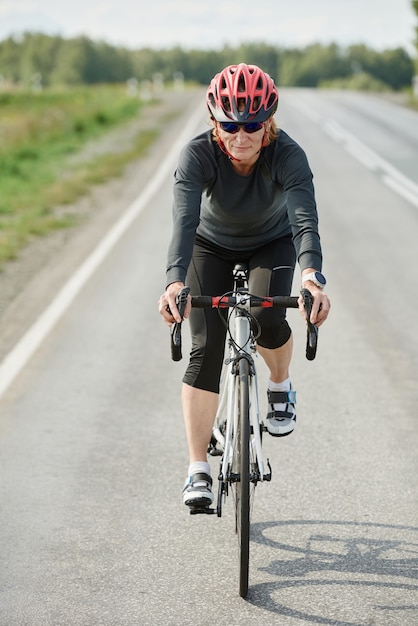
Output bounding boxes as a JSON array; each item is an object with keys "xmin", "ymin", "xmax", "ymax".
[{"xmin": 247, "ymin": 519, "xmax": 418, "ymax": 626}]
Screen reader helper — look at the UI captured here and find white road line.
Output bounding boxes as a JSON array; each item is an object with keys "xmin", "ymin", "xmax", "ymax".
[
  {"xmin": 296, "ymin": 102, "xmax": 418, "ymax": 209},
  {"xmin": 0, "ymin": 101, "xmax": 205, "ymax": 399},
  {"xmin": 323, "ymin": 119, "xmax": 418, "ymax": 208},
  {"xmin": 383, "ymin": 174, "xmax": 418, "ymax": 209}
]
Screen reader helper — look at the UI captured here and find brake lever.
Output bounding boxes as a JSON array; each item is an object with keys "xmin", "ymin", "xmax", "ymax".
[
  {"xmin": 170, "ymin": 286, "xmax": 190, "ymax": 362},
  {"xmin": 300, "ymin": 288, "xmax": 318, "ymax": 361}
]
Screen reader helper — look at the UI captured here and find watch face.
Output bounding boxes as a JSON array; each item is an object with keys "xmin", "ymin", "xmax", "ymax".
[{"xmin": 314, "ymin": 272, "xmax": 326, "ymax": 286}]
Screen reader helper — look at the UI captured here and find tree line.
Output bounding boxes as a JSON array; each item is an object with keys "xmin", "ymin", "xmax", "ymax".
[{"xmin": 0, "ymin": 32, "xmax": 415, "ymax": 91}]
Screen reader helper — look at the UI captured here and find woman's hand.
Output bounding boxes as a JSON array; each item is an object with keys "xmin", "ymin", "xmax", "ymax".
[
  {"xmin": 158, "ymin": 282, "xmax": 191, "ymax": 326},
  {"xmin": 298, "ymin": 283, "xmax": 330, "ymax": 327}
]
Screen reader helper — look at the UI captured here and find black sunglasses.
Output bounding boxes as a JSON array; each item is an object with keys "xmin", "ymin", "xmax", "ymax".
[{"xmin": 218, "ymin": 121, "xmax": 264, "ymax": 134}]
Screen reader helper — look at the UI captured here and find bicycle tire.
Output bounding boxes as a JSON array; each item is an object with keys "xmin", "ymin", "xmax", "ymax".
[{"xmin": 233, "ymin": 357, "xmax": 251, "ymax": 598}]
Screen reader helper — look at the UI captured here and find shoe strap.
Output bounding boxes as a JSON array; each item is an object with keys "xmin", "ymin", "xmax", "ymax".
[
  {"xmin": 267, "ymin": 409, "xmax": 295, "ymax": 420},
  {"xmin": 190, "ymin": 472, "xmax": 212, "ymax": 486},
  {"xmin": 267, "ymin": 389, "xmax": 296, "ymax": 404}
]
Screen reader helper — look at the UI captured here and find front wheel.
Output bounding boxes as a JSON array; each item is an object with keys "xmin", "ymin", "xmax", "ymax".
[{"xmin": 233, "ymin": 357, "xmax": 250, "ymax": 598}]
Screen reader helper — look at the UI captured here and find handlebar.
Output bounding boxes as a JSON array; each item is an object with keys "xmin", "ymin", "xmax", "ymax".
[
  {"xmin": 191, "ymin": 294, "xmax": 299, "ymax": 309},
  {"xmin": 170, "ymin": 287, "xmax": 318, "ymax": 362},
  {"xmin": 170, "ymin": 286, "xmax": 190, "ymax": 361},
  {"xmin": 300, "ymin": 288, "xmax": 318, "ymax": 361}
]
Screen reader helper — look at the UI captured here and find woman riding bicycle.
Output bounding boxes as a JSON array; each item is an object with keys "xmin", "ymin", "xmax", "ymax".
[{"xmin": 158, "ymin": 63, "xmax": 330, "ymax": 510}]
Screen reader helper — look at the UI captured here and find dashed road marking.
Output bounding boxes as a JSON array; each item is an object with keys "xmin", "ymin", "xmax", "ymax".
[{"xmin": 293, "ymin": 100, "xmax": 418, "ymax": 209}]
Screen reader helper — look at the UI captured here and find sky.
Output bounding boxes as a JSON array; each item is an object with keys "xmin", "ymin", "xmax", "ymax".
[{"xmin": 0, "ymin": 0, "xmax": 416, "ymax": 54}]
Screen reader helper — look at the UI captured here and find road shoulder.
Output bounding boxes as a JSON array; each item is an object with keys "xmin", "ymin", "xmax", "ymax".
[{"xmin": 0, "ymin": 87, "xmax": 205, "ymax": 361}]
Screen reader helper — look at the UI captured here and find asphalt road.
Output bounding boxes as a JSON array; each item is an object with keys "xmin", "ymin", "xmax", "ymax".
[{"xmin": 0, "ymin": 89, "xmax": 417, "ymax": 626}]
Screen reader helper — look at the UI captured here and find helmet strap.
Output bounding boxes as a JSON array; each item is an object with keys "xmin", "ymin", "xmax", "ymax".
[
  {"xmin": 213, "ymin": 123, "xmax": 241, "ymax": 161},
  {"xmin": 261, "ymin": 120, "xmax": 272, "ymax": 148},
  {"xmin": 217, "ymin": 138, "xmax": 241, "ymax": 162}
]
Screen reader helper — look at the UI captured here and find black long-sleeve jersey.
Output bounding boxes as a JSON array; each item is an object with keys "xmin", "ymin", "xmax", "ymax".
[{"xmin": 166, "ymin": 129, "xmax": 322, "ymax": 286}]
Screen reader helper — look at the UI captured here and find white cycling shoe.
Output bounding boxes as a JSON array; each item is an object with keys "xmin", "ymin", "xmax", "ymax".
[
  {"xmin": 182, "ymin": 472, "xmax": 214, "ymax": 509},
  {"xmin": 266, "ymin": 387, "xmax": 297, "ymax": 437}
]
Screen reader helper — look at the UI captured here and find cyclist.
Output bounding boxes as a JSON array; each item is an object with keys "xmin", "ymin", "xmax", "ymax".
[{"xmin": 158, "ymin": 64, "xmax": 330, "ymax": 510}]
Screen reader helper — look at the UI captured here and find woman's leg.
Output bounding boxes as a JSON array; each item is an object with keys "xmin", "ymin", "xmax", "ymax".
[
  {"xmin": 181, "ymin": 241, "xmax": 234, "ymax": 507},
  {"xmin": 182, "ymin": 383, "xmax": 219, "ymax": 463},
  {"xmin": 257, "ymin": 334, "xmax": 293, "ymax": 384},
  {"xmin": 249, "ymin": 236, "xmax": 297, "ymax": 436},
  {"xmin": 248, "ymin": 235, "xmax": 296, "ymax": 355}
]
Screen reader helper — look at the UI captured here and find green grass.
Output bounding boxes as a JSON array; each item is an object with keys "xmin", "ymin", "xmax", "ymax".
[{"xmin": 0, "ymin": 85, "xmax": 160, "ymax": 265}]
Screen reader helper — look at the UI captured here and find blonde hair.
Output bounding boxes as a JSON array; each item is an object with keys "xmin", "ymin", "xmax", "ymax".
[{"xmin": 211, "ymin": 117, "xmax": 279, "ymax": 147}]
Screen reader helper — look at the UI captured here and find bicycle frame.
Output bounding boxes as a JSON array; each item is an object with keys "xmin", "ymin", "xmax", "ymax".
[
  {"xmin": 213, "ymin": 285, "xmax": 270, "ymax": 518},
  {"xmin": 169, "ymin": 265, "xmax": 318, "ymax": 597}
]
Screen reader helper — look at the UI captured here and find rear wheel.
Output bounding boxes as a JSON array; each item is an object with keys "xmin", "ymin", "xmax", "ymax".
[{"xmin": 232, "ymin": 357, "xmax": 250, "ymax": 598}]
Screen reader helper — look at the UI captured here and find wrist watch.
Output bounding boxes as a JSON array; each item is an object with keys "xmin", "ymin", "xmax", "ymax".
[{"xmin": 301, "ymin": 271, "xmax": 326, "ymax": 290}]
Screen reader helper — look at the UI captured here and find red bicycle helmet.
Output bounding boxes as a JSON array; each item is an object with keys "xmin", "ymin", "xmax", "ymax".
[{"xmin": 207, "ymin": 63, "xmax": 278, "ymax": 123}]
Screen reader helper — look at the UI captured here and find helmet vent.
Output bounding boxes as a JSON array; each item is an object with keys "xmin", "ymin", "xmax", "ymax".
[
  {"xmin": 208, "ymin": 93, "xmax": 216, "ymax": 109},
  {"xmin": 267, "ymin": 93, "xmax": 276, "ymax": 108},
  {"xmin": 221, "ymin": 96, "xmax": 231, "ymax": 112}
]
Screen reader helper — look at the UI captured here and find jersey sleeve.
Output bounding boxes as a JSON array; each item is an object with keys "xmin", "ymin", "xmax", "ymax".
[
  {"xmin": 274, "ymin": 137, "xmax": 323, "ymax": 272},
  {"xmin": 166, "ymin": 134, "xmax": 215, "ymax": 285}
]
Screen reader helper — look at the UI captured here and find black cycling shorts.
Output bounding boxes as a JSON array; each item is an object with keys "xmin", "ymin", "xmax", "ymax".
[{"xmin": 183, "ymin": 234, "xmax": 296, "ymax": 393}]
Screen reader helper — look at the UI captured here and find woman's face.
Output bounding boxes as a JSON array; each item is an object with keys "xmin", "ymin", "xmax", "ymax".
[{"xmin": 216, "ymin": 121, "xmax": 268, "ymax": 164}]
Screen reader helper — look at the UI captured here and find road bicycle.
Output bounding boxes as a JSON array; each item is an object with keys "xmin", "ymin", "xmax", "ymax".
[{"xmin": 170, "ymin": 263, "xmax": 318, "ymax": 598}]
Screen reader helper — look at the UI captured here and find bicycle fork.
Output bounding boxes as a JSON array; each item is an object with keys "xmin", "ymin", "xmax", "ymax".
[{"xmin": 212, "ymin": 339, "xmax": 272, "ymax": 517}]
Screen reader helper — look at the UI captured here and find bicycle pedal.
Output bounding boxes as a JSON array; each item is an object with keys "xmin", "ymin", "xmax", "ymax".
[
  {"xmin": 207, "ymin": 434, "xmax": 223, "ymax": 457},
  {"xmin": 263, "ymin": 459, "xmax": 272, "ymax": 481},
  {"xmin": 208, "ymin": 448, "xmax": 223, "ymax": 457},
  {"xmin": 189, "ymin": 507, "xmax": 216, "ymax": 515}
]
